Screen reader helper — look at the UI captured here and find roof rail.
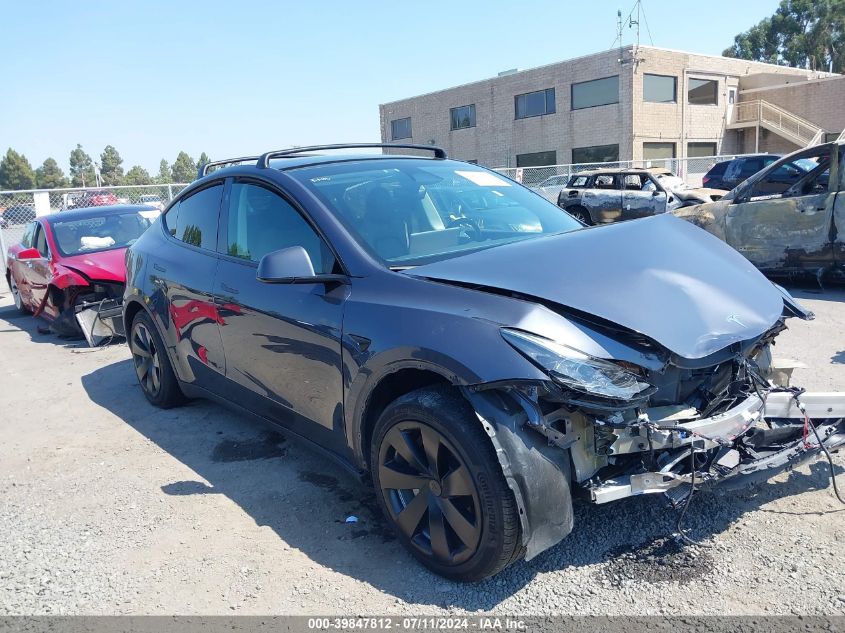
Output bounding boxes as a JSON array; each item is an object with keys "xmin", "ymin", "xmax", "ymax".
[
  {"xmin": 256, "ymin": 143, "xmax": 447, "ymax": 169},
  {"xmin": 198, "ymin": 156, "xmax": 261, "ymax": 179}
]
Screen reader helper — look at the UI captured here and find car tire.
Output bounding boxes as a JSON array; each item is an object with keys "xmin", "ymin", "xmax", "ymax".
[
  {"xmin": 8, "ymin": 273, "xmax": 29, "ymax": 314},
  {"xmin": 371, "ymin": 385, "xmax": 523, "ymax": 581},
  {"xmin": 129, "ymin": 311, "xmax": 184, "ymax": 408},
  {"xmin": 567, "ymin": 205, "xmax": 592, "ymax": 225}
]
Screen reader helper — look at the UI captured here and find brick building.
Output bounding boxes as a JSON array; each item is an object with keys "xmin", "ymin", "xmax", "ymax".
[{"xmin": 379, "ymin": 45, "xmax": 843, "ymax": 168}]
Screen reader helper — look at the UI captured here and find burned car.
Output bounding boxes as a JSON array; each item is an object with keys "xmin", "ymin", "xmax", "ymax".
[
  {"xmin": 124, "ymin": 144, "xmax": 844, "ymax": 582},
  {"xmin": 557, "ymin": 167, "xmax": 724, "ymax": 225},
  {"xmin": 5, "ymin": 205, "xmax": 156, "ymax": 343},
  {"xmin": 675, "ymin": 142, "xmax": 843, "ymax": 279}
]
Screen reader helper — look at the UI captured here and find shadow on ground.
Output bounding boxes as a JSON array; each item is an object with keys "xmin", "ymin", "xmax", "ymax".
[
  {"xmin": 0, "ymin": 302, "xmax": 98, "ymax": 349},
  {"xmin": 79, "ymin": 357, "xmax": 844, "ymax": 610}
]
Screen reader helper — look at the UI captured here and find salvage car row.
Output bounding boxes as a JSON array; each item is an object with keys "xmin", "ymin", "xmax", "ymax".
[
  {"xmin": 540, "ymin": 141, "xmax": 844, "ymax": 280},
  {"xmin": 4, "ymin": 142, "xmax": 845, "ymax": 582}
]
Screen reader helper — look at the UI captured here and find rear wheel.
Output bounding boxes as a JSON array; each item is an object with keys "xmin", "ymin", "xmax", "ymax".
[
  {"xmin": 371, "ymin": 386, "xmax": 523, "ymax": 581},
  {"xmin": 8, "ymin": 274, "xmax": 29, "ymax": 314},
  {"xmin": 567, "ymin": 205, "xmax": 592, "ymax": 225},
  {"xmin": 129, "ymin": 311, "xmax": 184, "ymax": 408}
]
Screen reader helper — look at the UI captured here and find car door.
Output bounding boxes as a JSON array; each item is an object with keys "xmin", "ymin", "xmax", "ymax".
[
  {"xmin": 213, "ymin": 178, "xmax": 347, "ymax": 450},
  {"xmin": 622, "ymin": 173, "xmax": 667, "ymax": 219},
  {"xmin": 580, "ymin": 173, "xmax": 623, "ymax": 222},
  {"xmin": 22, "ymin": 222, "xmax": 52, "ymax": 311},
  {"xmin": 724, "ymin": 144, "xmax": 837, "ymax": 271},
  {"xmin": 155, "ymin": 181, "xmax": 228, "ymax": 389},
  {"xmin": 9, "ymin": 221, "xmax": 38, "ymax": 308}
]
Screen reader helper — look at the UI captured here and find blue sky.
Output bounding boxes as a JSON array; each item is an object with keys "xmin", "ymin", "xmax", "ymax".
[{"xmin": 3, "ymin": 0, "xmax": 780, "ymax": 175}]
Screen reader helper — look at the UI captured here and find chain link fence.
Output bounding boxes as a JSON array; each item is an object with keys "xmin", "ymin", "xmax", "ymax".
[
  {"xmin": 494, "ymin": 154, "xmax": 759, "ymax": 188},
  {"xmin": 0, "ymin": 184, "xmax": 189, "ymax": 272}
]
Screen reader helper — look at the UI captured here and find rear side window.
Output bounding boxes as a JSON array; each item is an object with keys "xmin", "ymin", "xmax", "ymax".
[
  {"xmin": 224, "ymin": 182, "xmax": 336, "ymax": 274},
  {"xmin": 567, "ymin": 175, "xmax": 590, "ymax": 187},
  {"xmin": 165, "ymin": 184, "xmax": 223, "ymax": 250}
]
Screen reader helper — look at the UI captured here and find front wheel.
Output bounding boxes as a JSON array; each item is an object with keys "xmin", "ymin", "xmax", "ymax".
[
  {"xmin": 129, "ymin": 311, "xmax": 184, "ymax": 408},
  {"xmin": 8, "ymin": 273, "xmax": 29, "ymax": 314},
  {"xmin": 371, "ymin": 386, "xmax": 523, "ymax": 581}
]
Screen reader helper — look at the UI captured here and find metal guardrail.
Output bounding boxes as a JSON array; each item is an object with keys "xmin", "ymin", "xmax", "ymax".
[{"xmin": 731, "ymin": 100, "xmax": 823, "ymax": 147}]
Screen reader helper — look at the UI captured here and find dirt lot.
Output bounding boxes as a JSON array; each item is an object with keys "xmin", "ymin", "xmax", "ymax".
[{"xmin": 0, "ymin": 285, "xmax": 843, "ymax": 616}]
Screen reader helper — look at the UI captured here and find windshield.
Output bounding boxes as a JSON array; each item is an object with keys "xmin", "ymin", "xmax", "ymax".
[
  {"xmin": 290, "ymin": 159, "xmax": 581, "ymax": 266},
  {"xmin": 50, "ymin": 210, "xmax": 152, "ymax": 256}
]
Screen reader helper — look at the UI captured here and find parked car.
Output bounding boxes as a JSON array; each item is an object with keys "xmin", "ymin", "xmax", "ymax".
[
  {"xmin": 533, "ymin": 174, "xmax": 570, "ymax": 202},
  {"xmin": 700, "ymin": 154, "xmax": 799, "ymax": 191},
  {"xmin": 0, "ymin": 202, "xmax": 36, "ymax": 228},
  {"xmin": 701, "ymin": 159, "xmax": 731, "ymax": 189},
  {"xmin": 64, "ymin": 189, "xmax": 120, "ymax": 209},
  {"xmin": 556, "ymin": 167, "xmax": 724, "ymax": 225},
  {"xmin": 123, "ymin": 144, "xmax": 843, "ymax": 581},
  {"xmin": 5, "ymin": 205, "xmax": 155, "ymax": 340},
  {"xmin": 138, "ymin": 194, "xmax": 165, "ymax": 212},
  {"xmin": 675, "ymin": 141, "xmax": 842, "ymax": 279}
]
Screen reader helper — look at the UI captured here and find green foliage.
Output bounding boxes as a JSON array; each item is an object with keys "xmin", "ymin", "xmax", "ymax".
[
  {"xmin": 171, "ymin": 151, "xmax": 197, "ymax": 183},
  {"xmin": 35, "ymin": 157, "xmax": 69, "ymax": 189},
  {"xmin": 724, "ymin": 0, "xmax": 845, "ymax": 72},
  {"xmin": 197, "ymin": 152, "xmax": 210, "ymax": 174},
  {"xmin": 182, "ymin": 224, "xmax": 202, "ymax": 247},
  {"xmin": 99, "ymin": 145, "xmax": 125, "ymax": 186},
  {"xmin": 124, "ymin": 165, "xmax": 152, "ymax": 185},
  {"xmin": 156, "ymin": 159, "xmax": 171, "ymax": 184},
  {"xmin": 0, "ymin": 148, "xmax": 36, "ymax": 190},
  {"xmin": 69, "ymin": 144, "xmax": 96, "ymax": 187}
]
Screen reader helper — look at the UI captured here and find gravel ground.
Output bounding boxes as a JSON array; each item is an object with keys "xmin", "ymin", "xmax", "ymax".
[{"xmin": 0, "ymin": 284, "xmax": 843, "ymax": 615}]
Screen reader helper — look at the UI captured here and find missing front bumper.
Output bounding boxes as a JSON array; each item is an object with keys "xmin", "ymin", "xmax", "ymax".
[
  {"xmin": 75, "ymin": 299, "xmax": 126, "ymax": 346},
  {"xmin": 590, "ymin": 391, "xmax": 845, "ymax": 504}
]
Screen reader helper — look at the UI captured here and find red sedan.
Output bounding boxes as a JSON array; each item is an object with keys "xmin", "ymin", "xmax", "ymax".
[{"xmin": 5, "ymin": 204, "xmax": 156, "ymax": 338}]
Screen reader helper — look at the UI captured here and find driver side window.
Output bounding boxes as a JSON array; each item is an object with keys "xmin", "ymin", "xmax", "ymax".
[{"xmin": 35, "ymin": 225, "xmax": 49, "ymax": 257}]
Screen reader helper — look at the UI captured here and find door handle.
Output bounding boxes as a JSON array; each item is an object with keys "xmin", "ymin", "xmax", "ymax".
[
  {"xmin": 220, "ymin": 282, "xmax": 239, "ymax": 295},
  {"xmin": 153, "ymin": 263, "xmax": 166, "ymax": 273}
]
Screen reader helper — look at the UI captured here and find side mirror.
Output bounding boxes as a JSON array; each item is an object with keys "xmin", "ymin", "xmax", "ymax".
[
  {"xmin": 256, "ymin": 246, "xmax": 347, "ymax": 285},
  {"xmin": 16, "ymin": 247, "xmax": 41, "ymax": 261}
]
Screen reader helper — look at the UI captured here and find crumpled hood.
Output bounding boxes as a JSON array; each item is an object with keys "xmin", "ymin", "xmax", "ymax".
[
  {"xmin": 60, "ymin": 248, "xmax": 127, "ymax": 283},
  {"xmin": 408, "ymin": 215, "xmax": 786, "ymax": 360}
]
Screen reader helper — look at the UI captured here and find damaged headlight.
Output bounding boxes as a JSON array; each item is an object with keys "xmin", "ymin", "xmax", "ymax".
[{"xmin": 501, "ymin": 329, "xmax": 654, "ymax": 401}]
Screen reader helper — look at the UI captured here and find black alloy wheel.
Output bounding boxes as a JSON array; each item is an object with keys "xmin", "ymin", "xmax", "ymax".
[
  {"xmin": 131, "ymin": 320, "xmax": 162, "ymax": 398},
  {"xmin": 378, "ymin": 421, "xmax": 482, "ymax": 565}
]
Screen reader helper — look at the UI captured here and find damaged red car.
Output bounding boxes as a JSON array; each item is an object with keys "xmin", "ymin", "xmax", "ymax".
[{"xmin": 5, "ymin": 204, "xmax": 156, "ymax": 343}]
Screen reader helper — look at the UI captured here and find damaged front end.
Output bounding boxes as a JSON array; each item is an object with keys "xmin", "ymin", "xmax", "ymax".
[
  {"xmin": 46, "ymin": 277, "xmax": 126, "ymax": 345},
  {"xmin": 462, "ymin": 315, "xmax": 845, "ymax": 559}
]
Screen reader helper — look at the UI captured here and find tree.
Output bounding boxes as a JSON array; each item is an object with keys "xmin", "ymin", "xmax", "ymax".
[
  {"xmin": 197, "ymin": 151, "xmax": 210, "ymax": 174},
  {"xmin": 0, "ymin": 148, "xmax": 36, "ymax": 190},
  {"xmin": 99, "ymin": 145, "xmax": 125, "ymax": 186},
  {"xmin": 724, "ymin": 0, "xmax": 845, "ymax": 72},
  {"xmin": 124, "ymin": 165, "xmax": 152, "ymax": 185},
  {"xmin": 156, "ymin": 159, "xmax": 171, "ymax": 184},
  {"xmin": 35, "ymin": 157, "xmax": 69, "ymax": 189},
  {"xmin": 69, "ymin": 144, "xmax": 96, "ymax": 187},
  {"xmin": 171, "ymin": 151, "xmax": 197, "ymax": 183}
]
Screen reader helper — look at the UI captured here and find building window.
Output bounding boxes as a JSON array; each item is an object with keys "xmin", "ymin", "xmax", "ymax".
[
  {"xmin": 643, "ymin": 74, "xmax": 677, "ymax": 103},
  {"xmin": 516, "ymin": 151, "xmax": 557, "ymax": 167},
  {"xmin": 571, "ymin": 144, "xmax": 619, "ymax": 164},
  {"xmin": 515, "ymin": 88, "xmax": 555, "ymax": 119},
  {"xmin": 825, "ymin": 132, "xmax": 842, "ymax": 143},
  {"xmin": 688, "ymin": 78, "xmax": 718, "ymax": 105},
  {"xmin": 687, "ymin": 142, "xmax": 717, "ymax": 157},
  {"xmin": 643, "ymin": 142, "xmax": 676, "ymax": 160},
  {"xmin": 571, "ymin": 76, "xmax": 619, "ymax": 110},
  {"xmin": 450, "ymin": 104, "xmax": 476, "ymax": 130},
  {"xmin": 391, "ymin": 117, "xmax": 412, "ymax": 140}
]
